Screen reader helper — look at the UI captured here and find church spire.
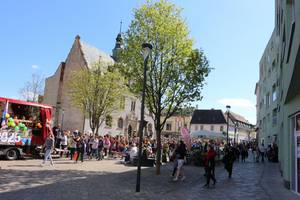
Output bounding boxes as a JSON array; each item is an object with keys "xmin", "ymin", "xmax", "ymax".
[{"xmin": 112, "ymin": 21, "xmax": 123, "ymax": 61}]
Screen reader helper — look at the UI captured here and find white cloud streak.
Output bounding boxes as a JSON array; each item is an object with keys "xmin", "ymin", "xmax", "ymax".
[
  {"xmin": 32, "ymin": 65, "xmax": 39, "ymax": 69},
  {"xmin": 218, "ymin": 98, "xmax": 255, "ymax": 109}
]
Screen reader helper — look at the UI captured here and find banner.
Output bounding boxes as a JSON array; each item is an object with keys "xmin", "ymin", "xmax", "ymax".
[{"xmin": 181, "ymin": 127, "xmax": 191, "ymax": 150}]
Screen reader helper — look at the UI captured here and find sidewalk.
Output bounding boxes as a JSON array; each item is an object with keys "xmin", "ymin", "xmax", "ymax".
[
  {"xmin": 260, "ymin": 162, "xmax": 299, "ymax": 200},
  {"xmin": 0, "ymin": 159, "xmax": 299, "ymax": 200}
]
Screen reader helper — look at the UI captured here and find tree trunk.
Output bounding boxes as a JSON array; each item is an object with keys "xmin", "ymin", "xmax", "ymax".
[{"xmin": 155, "ymin": 116, "xmax": 161, "ymax": 175}]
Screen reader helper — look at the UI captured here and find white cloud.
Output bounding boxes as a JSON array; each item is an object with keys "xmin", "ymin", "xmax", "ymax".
[
  {"xmin": 217, "ymin": 98, "xmax": 255, "ymax": 109},
  {"xmin": 32, "ymin": 65, "xmax": 39, "ymax": 69}
]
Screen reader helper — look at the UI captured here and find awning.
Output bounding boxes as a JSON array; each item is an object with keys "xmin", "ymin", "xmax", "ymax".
[
  {"xmin": 191, "ymin": 130, "xmax": 225, "ymax": 139},
  {"xmin": 0, "ymin": 97, "xmax": 52, "ymax": 109}
]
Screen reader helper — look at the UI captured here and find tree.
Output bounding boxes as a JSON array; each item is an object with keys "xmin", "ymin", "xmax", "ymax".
[
  {"xmin": 118, "ymin": 0, "xmax": 210, "ymax": 175},
  {"xmin": 69, "ymin": 62, "xmax": 126, "ymax": 134},
  {"xmin": 19, "ymin": 73, "xmax": 44, "ymax": 102}
]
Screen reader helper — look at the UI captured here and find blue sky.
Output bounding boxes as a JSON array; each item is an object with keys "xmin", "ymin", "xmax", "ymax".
[{"xmin": 0, "ymin": 0, "xmax": 274, "ymax": 124}]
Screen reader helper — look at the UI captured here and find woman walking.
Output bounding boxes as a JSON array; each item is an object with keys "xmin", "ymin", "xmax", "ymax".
[
  {"xmin": 41, "ymin": 126, "xmax": 55, "ymax": 166},
  {"xmin": 173, "ymin": 140, "xmax": 187, "ymax": 182},
  {"xmin": 74, "ymin": 133, "xmax": 85, "ymax": 163}
]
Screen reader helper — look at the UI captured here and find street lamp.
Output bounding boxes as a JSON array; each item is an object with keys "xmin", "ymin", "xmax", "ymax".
[
  {"xmin": 136, "ymin": 42, "xmax": 152, "ymax": 193},
  {"xmin": 226, "ymin": 105, "xmax": 231, "ymax": 145}
]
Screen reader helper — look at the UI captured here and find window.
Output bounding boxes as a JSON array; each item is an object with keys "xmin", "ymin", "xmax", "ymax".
[
  {"xmin": 105, "ymin": 115, "xmax": 112, "ymax": 128},
  {"xmin": 272, "ymin": 84, "xmax": 277, "ymax": 102},
  {"xmin": 267, "ymin": 113, "xmax": 270, "ymax": 122},
  {"xmin": 130, "ymin": 101, "xmax": 136, "ymax": 112},
  {"xmin": 266, "ymin": 93, "xmax": 270, "ymax": 108},
  {"xmin": 195, "ymin": 125, "xmax": 198, "ymax": 131},
  {"xmin": 117, "ymin": 118, "xmax": 123, "ymax": 129},
  {"xmin": 210, "ymin": 125, "xmax": 214, "ymax": 131},
  {"xmin": 166, "ymin": 123, "xmax": 172, "ymax": 131},
  {"xmin": 200, "ymin": 125, "xmax": 204, "ymax": 130},
  {"xmin": 220, "ymin": 126, "xmax": 224, "ymax": 132},
  {"xmin": 272, "ymin": 109, "xmax": 277, "ymax": 125}
]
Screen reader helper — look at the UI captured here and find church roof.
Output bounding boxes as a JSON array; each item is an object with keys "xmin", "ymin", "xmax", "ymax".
[{"xmin": 79, "ymin": 39, "xmax": 115, "ymax": 68}]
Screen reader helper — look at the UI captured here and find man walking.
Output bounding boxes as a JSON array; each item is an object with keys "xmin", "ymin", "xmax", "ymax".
[
  {"xmin": 203, "ymin": 145, "xmax": 217, "ymax": 187},
  {"xmin": 223, "ymin": 145, "xmax": 235, "ymax": 178}
]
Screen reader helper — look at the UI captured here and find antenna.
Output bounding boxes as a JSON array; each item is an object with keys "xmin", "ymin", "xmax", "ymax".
[{"xmin": 119, "ymin": 20, "xmax": 123, "ymax": 34}]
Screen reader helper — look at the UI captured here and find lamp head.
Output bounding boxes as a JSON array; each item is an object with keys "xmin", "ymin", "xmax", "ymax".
[
  {"xmin": 141, "ymin": 43, "xmax": 153, "ymax": 60},
  {"xmin": 226, "ymin": 105, "xmax": 231, "ymax": 110}
]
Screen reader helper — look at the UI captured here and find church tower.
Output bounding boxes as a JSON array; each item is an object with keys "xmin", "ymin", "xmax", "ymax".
[{"xmin": 112, "ymin": 22, "xmax": 123, "ymax": 61}]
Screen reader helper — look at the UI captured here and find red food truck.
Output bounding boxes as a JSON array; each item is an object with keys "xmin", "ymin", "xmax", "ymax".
[{"xmin": 0, "ymin": 97, "xmax": 53, "ymax": 160}]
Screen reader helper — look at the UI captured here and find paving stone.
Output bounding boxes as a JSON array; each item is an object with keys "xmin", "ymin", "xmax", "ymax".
[{"xmin": 0, "ymin": 158, "xmax": 299, "ymax": 200}]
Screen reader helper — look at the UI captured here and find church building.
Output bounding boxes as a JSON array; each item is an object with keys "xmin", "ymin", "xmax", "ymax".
[{"xmin": 43, "ymin": 33, "xmax": 155, "ymax": 138}]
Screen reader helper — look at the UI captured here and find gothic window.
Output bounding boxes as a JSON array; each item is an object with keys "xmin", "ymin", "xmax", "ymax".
[
  {"xmin": 118, "ymin": 118, "xmax": 123, "ymax": 129},
  {"xmin": 105, "ymin": 115, "xmax": 112, "ymax": 128},
  {"xmin": 131, "ymin": 101, "xmax": 136, "ymax": 112}
]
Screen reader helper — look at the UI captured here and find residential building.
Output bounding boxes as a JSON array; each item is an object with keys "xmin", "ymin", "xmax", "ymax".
[
  {"xmin": 190, "ymin": 109, "xmax": 227, "ymax": 136},
  {"xmin": 43, "ymin": 34, "xmax": 155, "ymax": 138},
  {"xmin": 256, "ymin": 0, "xmax": 300, "ymax": 193},
  {"xmin": 161, "ymin": 114, "xmax": 192, "ymax": 138},
  {"xmin": 224, "ymin": 111, "xmax": 256, "ymax": 143}
]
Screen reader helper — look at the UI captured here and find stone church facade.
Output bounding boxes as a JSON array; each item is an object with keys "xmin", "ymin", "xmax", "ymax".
[{"xmin": 43, "ymin": 34, "xmax": 155, "ymax": 138}]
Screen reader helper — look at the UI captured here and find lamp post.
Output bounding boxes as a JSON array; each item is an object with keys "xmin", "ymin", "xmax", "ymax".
[
  {"xmin": 226, "ymin": 105, "xmax": 231, "ymax": 145},
  {"xmin": 136, "ymin": 42, "xmax": 152, "ymax": 193}
]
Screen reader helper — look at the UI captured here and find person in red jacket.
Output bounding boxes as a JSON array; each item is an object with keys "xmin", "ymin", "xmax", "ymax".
[{"xmin": 203, "ymin": 145, "xmax": 216, "ymax": 188}]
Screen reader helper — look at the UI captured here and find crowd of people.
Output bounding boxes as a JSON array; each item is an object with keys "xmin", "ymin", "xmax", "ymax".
[
  {"xmin": 41, "ymin": 124, "xmax": 278, "ymax": 188},
  {"xmin": 42, "ymin": 124, "xmax": 159, "ymax": 166}
]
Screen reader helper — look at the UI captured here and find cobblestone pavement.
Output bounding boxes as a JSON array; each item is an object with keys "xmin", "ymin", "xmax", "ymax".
[{"xmin": 0, "ymin": 158, "xmax": 299, "ymax": 200}]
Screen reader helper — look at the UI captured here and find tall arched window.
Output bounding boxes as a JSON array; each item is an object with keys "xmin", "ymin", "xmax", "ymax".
[{"xmin": 118, "ymin": 118, "xmax": 123, "ymax": 129}]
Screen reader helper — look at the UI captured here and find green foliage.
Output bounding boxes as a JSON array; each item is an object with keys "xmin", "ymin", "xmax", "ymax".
[
  {"xmin": 69, "ymin": 62, "xmax": 126, "ymax": 134},
  {"xmin": 119, "ymin": 0, "xmax": 210, "ymax": 122},
  {"xmin": 118, "ymin": 0, "xmax": 211, "ymax": 174}
]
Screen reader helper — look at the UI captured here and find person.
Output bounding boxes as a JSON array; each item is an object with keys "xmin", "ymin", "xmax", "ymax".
[
  {"xmin": 52, "ymin": 124, "xmax": 62, "ymax": 149},
  {"xmin": 223, "ymin": 145, "xmax": 235, "ymax": 178},
  {"xmin": 203, "ymin": 145, "xmax": 217, "ymax": 187},
  {"xmin": 41, "ymin": 129, "xmax": 55, "ymax": 166},
  {"xmin": 129, "ymin": 143, "xmax": 138, "ymax": 163},
  {"xmin": 259, "ymin": 143, "xmax": 266, "ymax": 163},
  {"xmin": 241, "ymin": 144, "xmax": 247, "ymax": 163},
  {"xmin": 69, "ymin": 131, "xmax": 78, "ymax": 160},
  {"xmin": 90, "ymin": 136, "xmax": 99, "ymax": 159},
  {"xmin": 97, "ymin": 136, "xmax": 104, "ymax": 160},
  {"xmin": 171, "ymin": 143, "xmax": 178, "ymax": 177},
  {"xmin": 60, "ymin": 130, "xmax": 68, "ymax": 157},
  {"xmin": 75, "ymin": 133, "xmax": 84, "ymax": 163},
  {"xmin": 173, "ymin": 140, "xmax": 187, "ymax": 181},
  {"xmin": 103, "ymin": 135, "xmax": 111, "ymax": 158}
]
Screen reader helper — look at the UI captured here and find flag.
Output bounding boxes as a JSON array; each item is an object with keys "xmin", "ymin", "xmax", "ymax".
[{"xmin": 181, "ymin": 127, "xmax": 191, "ymax": 150}]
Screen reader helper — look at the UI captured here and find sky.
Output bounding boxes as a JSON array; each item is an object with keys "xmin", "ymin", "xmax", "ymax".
[{"xmin": 0, "ymin": 0, "xmax": 275, "ymax": 124}]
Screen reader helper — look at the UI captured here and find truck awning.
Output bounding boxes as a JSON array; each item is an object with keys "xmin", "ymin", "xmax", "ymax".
[{"xmin": 0, "ymin": 97, "xmax": 52, "ymax": 109}]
